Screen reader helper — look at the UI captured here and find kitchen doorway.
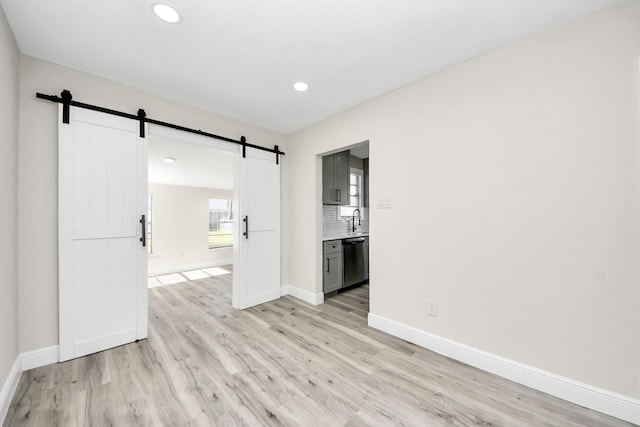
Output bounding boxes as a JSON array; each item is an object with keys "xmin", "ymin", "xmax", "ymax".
[{"xmin": 320, "ymin": 141, "xmax": 370, "ymax": 312}]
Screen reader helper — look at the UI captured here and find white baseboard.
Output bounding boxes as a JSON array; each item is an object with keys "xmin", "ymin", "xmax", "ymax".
[
  {"xmin": 148, "ymin": 259, "xmax": 233, "ymax": 277},
  {"xmin": 0, "ymin": 357, "xmax": 21, "ymax": 425},
  {"xmin": 21, "ymin": 346, "xmax": 59, "ymax": 371},
  {"xmin": 368, "ymin": 313, "xmax": 640, "ymax": 426},
  {"xmin": 281, "ymin": 285, "xmax": 324, "ymax": 305},
  {"xmin": 0, "ymin": 345, "xmax": 59, "ymax": 425}
]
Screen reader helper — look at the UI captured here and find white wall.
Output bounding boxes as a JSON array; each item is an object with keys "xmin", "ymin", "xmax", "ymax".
[
  {"xmin": 283, "ymin": 0, "xmax": 640, "ymax": 399},
  {"xmin": 0, "ymin": 2, "xmax": 19, "ymax": 396},
  {"xmin": 148, "ymin": 183, "xmax": 233, "ymax": 275},
  {"xmin": 17, "ymin": 56, "xmax": 286, "ymax": 353}
]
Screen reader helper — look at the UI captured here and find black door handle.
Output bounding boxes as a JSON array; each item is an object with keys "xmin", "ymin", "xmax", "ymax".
[
  {"xmin": 243, "ymin": 215, "xmax": 248, "ymax": 239},
  {"xmin": 139, "ymin": 214, "xmax": 146, "ymax": 247}
]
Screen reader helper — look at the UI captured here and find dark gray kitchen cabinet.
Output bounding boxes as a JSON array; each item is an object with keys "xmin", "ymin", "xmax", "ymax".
[
  {"xmin": 363, "ymin": 157, "xmax": 369, "ymax": 208},
  {"xmin": 364, "ymin": 236, "xmax": 369, "ymax": 280},
  {"xmin": 322, "ymin": 150, "xmax": 350, "ymax": 205},
  {"xmin": 323, "ymin": 240, "xmax": 343, "ymax": 292}
]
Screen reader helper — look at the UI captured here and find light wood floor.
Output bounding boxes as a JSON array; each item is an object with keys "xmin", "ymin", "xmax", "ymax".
[{"xmin": 5, "ymin": 269, "xmax": 634, "ymax": 426}]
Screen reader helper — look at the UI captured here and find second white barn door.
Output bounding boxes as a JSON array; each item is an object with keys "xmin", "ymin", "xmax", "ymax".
[{"xmin": 234, "ymin": 146, "xmax": 281, "ymax": 309}]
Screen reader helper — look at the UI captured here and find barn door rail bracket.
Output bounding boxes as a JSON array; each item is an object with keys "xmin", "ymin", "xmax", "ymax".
[
  {"xmin": 36, "ymin": 90, "xmax": 285, "ymax": 163},
  {"xmin": 137, "ymin": 109, "xmax": 147, "ymax": 138}
]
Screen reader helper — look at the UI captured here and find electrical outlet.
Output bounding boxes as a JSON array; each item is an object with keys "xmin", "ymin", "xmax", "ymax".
[{"xmin": 427, "ymin": 300, "xmax": 438, "ymax": 317}]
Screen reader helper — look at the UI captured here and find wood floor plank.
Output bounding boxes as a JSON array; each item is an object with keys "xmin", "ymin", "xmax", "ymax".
[{"xmin": 4, "ymin": 272, "xmax": 634, "ymax": 427}]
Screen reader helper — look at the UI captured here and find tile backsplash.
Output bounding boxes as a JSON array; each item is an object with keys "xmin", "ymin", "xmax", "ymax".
[{"xmin": 323, "ymin": 205, "xmax": 369, "ymax": 238}]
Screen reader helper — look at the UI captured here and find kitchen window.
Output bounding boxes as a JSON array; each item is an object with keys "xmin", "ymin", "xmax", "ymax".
[
  {"xmin": 340, "ymin": 168, "xmax": 363, "ymax": 217},
  {"xmin": 209, "ymin": 198, "xmax": 233, "ymax": 248}
]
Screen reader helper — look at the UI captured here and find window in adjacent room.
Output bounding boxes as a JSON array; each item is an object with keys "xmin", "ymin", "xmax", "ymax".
[
  {"xmin": 209, "ymin": 198, "xmax": 234, "ymax": 248},
  {"xmin": 340, "ymin": 168, "xmax": 363, "ymax": 217}
]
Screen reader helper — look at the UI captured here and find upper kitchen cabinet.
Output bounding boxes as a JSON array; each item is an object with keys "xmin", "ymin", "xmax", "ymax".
[{"xmin": 322, "ymin": 150, "xmax": 350, "ymax": 205}]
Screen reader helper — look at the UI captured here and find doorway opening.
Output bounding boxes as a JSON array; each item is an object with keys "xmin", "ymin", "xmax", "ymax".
[
  {"xmin": 145, "ymin": 124, "xmax": 282, "ymax": 311},
  {"xmin": 146, "ymin": 132, "xmax": 236, "ymax": 291}
]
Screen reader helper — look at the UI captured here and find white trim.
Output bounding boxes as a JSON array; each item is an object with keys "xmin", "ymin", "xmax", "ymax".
[
  {"xmin": 281, "ymin": 285, "xmax": 324, "ymax": 305},
  {"xmin": 21, "ymin": 346, "xmax": 59, "ymax": 371},
  {"xmin": 0, "ymin": 345, "xmax": 60, "ymax": 425},
  {"xmin": 0, "ymin": 357, "xmax": 21, "ymax": 425},
  {"xmin": 148, "ymin": 259, "xmax": 233, "ymax": 277},
  {"xmin": 368, "ymin": 313, "xmax": 640, "ymax": 425}
]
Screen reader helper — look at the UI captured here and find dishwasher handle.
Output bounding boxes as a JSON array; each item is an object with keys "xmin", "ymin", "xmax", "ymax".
[{"xmin": 343, "ymin": 237, "xmax": 365, "ymax": 244}]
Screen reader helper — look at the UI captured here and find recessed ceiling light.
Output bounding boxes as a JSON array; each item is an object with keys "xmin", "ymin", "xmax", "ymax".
[
  {"xmin": 153, "ymin": 3, "xmax": 181, "ymax": 23},
  {"xmin": 164, "ymin": 157, "xmax": 176, "ymax": 163},
  {"xmin": 293, "ymin": 82, "xmax": 309, "ymax": 92}
]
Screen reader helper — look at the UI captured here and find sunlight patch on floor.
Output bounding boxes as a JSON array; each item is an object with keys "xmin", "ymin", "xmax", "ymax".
[
  {"xmin": 148, "ymin": 266, "xmax": 231, "ymax": 288},
  {"xmin": 202, "ymin": 267, "xmax": 231, "ymax": 276}
]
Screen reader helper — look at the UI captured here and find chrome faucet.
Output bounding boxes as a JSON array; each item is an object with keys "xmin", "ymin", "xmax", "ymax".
[{"xmin": 352, "ymin": 208, "xmax": 361, "ymax": 233}]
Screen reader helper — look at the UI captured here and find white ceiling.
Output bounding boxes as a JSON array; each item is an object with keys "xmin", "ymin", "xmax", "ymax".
[
  {"xmin": 148, "ymin": 136, "xmax": 234, "ymax": 190},
  {"xmin": 1, "ymin": 0, "xmax": 622, "ymax": 134}
]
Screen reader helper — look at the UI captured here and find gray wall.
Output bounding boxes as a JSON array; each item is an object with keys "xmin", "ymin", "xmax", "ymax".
[
  {"xmin": 0, "ymin": 3, "xmax": 19, "ymax": 396},
  {"xmin": 0, "ymin": 3, "xmax": 20, "ymax": 393},
  {"xmin": 148, "ymin": 183, "xmax": 233, "ymax": 275},
  {"xmin": 283, "ymin": 0, "xmax": 640, "ymax": 398}
]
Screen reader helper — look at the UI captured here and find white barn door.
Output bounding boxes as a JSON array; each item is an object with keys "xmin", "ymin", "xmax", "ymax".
[
  {"xmin": 59, "ymin": 106, "xmax": 148, "ymax": 362},
  {"xmin": 233, "ymin": 147, "xmax": 281, "ymax": 309}
]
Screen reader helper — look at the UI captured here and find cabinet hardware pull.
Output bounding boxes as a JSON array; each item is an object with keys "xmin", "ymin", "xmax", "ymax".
[
  {"xmin": 243, "ymin": 215, "xmax": 249, "ymax": 239},
  {"xmin": 327, "ymin": 257, "xmax": 330, "ymax": 273},
  {"xmin": 139, "ymin": 215, "xmax": 146, "ymax": 247}
]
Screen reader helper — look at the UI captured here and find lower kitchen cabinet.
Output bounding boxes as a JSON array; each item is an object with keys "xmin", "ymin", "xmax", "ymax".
[{"xmin": 323, "ymin": 240, "xmax": 343, "ymax": 293}]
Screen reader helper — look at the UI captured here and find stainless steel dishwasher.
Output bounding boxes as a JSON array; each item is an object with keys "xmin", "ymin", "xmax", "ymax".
[{"xmin": 342, "ymin": 237, "xmax": 367, "ymax": 287}]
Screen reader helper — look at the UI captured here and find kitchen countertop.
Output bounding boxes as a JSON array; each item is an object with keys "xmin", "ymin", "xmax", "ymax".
[{"xmin": 323, "ymin": 232, "xmax": 369, "ymax": 241}]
